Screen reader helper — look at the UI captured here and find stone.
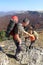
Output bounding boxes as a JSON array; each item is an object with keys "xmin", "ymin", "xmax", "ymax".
[
  {"xmin": 16, "ymin": 45, "xmax": 43, "ymax": 65},
  {"xmin": 0, "ymin": 40, "xmax": 43, "ymax": 65},
  {"xmin": 0, "ymin": 51, "xmax": 9, "ymax": 65}
]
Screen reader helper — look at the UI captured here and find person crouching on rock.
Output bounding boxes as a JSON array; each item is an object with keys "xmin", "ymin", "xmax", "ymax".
[{"xmin": 28, "ymin": 26, "xmax": 38, "ymax": 49}]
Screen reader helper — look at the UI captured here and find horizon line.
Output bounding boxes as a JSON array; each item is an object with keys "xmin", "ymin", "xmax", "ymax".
[{"xmin": 0, "ymin": 10, "xmax": 43, "ymax": 12}]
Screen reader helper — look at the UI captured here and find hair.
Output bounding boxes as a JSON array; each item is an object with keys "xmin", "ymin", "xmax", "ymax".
[{"xmin": 23, "ymin": 18, "xmax": 30, "ymax": 23}]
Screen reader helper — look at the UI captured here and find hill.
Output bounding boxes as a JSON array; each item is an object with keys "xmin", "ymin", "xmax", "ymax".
[{"xmin": 0, "ymin": 11, "xmax": 43, "ymax": 31}]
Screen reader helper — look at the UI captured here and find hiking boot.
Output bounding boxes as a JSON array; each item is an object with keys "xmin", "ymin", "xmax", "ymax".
[
  {"xmin": 29, "ymin": 46, "xmax": 33, "ymax": 49},
  {"xmin": 14, "ymin": 55, "xmax": 20, "ymax": 61}
]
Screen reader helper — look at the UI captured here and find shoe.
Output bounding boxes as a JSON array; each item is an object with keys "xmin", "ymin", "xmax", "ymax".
[
  {"xmin": 14, "ymin": 55, "xmax": 19, "ymax": 61},
  {"xmin": 29, "ymin": 45, "xmax": 32, "ymax": 49},
  {"xmin": 29, "ymin": 46, "xmax": 33, "ymax": 49}
]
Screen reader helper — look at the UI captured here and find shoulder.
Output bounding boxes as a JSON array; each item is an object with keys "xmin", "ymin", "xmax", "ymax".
[
  {"xmin": 18, "ymin": 23, "xmax": 22, "ymax": 26},
  {"xmin": 18, "ymin": 23, "xmax": 24, "ymax": 31},
  {"xmin": 18, "ymin": 23, "xmax": 23, "ymax": 28}
]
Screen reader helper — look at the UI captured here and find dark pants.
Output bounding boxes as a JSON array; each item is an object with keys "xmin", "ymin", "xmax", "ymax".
[
  {"xmin": 13, "ymin": 39, "xmax": 21, "ymax": 56},
  {"xmin": 29, "ymin": 41, "xmax": 35, "ymax": 49}
]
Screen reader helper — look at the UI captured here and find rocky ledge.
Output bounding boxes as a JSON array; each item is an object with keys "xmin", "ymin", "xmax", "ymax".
[{"xmin": 0, "ymin": 40, "xmax": 43, "ymax": 65}]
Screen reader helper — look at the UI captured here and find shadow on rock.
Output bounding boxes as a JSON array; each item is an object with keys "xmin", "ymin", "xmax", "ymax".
[
  {"xmin": 6, "ymin": 53, "xmax": 15, "ymax": 58},
  {"xmin": 6, "ymin": 53, "xmax": 17, "ymax": 60}
]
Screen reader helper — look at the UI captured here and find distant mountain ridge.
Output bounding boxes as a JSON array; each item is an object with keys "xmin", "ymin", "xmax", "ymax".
[
  {"xmin": 0, "ymin": 11, "xmax": 43, "ymax": 31},
  {"xmin": 0, "ymin": 11, "xmax": 43, "ymax": 16},
  {"xmin": 0, "ymin": 11, "xmax": 27, "ymax": 17}
]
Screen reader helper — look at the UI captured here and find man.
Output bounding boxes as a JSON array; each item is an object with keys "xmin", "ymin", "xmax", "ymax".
[
  {"xmin": 13, "ymin": 18, "xmax": 31, "ymax": 60},
  {"xmin": 6, "ymin": 16, "xmax": 22, "ymax": 60},
  {"xmin": 28, "ymin": 26, "xmax": 38, "ymax": 49},
  {"xmin": 6, "ymin": 16, "xmax": 38, "ymax": 60},
  {"xmin": 6, "ymin": 16, "xmax": 30, "ymax": 61}
]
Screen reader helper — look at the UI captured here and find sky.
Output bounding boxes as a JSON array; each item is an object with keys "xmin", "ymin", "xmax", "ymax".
[{"xmin": 0, "ymin": 0, "xmax": 43, "ymax": 12}]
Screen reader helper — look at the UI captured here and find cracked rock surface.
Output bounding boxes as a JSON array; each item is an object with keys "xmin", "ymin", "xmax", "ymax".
[{"xmin": 0, "ymin": 40, "xmax": 43, "ymax": 65}]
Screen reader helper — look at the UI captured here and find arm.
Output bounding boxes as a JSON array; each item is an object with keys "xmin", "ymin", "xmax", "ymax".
[
  {"xmin": 18, "ymin": 23, "xmax": 35, "ymax": 37},
  {"xmin": 14, "ymin": 34, "xmax": 21, "ymax": 44},
  {"xmin": 24, "ymin": 31, "xmax": 34, "ymax": 37},
  {"xmin": 18, "ymin": 23, "xmax": 29, "ymax": 36}
]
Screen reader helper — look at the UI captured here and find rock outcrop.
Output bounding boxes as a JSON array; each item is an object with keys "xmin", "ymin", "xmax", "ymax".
[
  {"xmin": 17, "ymin": 47, "xmax": 43, "ymax": 65},
  {"xmin": 0, "ymin": 40, "xmax": 43, "ymax": 65},
  {"xmin": 0, "ymin": 51, "xmax": 9, "ymax": 65}
]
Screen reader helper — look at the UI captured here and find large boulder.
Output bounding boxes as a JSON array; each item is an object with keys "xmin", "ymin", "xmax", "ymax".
[
  {"xmin": 0, "ymin": 51, "xmax": 9, "ymax": 65},
  {"xmin": 16, "ymin": 46, "xmax": 43, "ymax": 65},
  {"xmin": 0, "ymin": 40, "xmax": 43, "ymax": 65}
]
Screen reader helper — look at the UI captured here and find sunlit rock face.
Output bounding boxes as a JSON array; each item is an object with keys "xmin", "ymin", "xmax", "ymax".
[
  {"xmin": 0, "ymin": 51, "xmax": 9, "ymax": 65},
  {"xmin": 0, "ymin": 40, "xmax": 43, "ymax": 65},
  {"xmin": 17, "ymin": 47, "xmax": 43, "ymax": 65},
  {"xmin": 28, "ymin": 47, "xmax": 43, "ymax": 65}
]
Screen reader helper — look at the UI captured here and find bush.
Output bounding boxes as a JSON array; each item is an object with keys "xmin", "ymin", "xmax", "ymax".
[{"xmin": 0, "ymin": 30, "xmax": 13, "ymax": 42}]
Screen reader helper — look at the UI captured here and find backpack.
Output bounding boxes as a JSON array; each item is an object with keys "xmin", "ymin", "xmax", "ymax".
[{"xmin": 6, "ymin": 20, "xmax": 15, "ymax": 37}]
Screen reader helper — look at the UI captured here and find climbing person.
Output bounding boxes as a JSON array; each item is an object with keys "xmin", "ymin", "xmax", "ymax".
[
  {"xmin": 12, "ymin": 18, "xmax": 32, "ymax": 60},
  {"xmin": 20, "ymin": 18, "xmax": 38, "ymax": 49},
  {"xmin": 28, "ymin": 26, "xmax": 38, "ymax": 49},
  {"xmin": 6, "ymin": 16, "xmax": 30, "ymax": 61},
  {"xmin": 6, "ymin": 16, "xmax": 38, "ymax": 60},
  {"xmin": 21, "ymin": 18, "xmax": 38, "ymax": 49},
  {"xmin": 6, "ymin": 16, "xmax": 22, "ymax": 60}
]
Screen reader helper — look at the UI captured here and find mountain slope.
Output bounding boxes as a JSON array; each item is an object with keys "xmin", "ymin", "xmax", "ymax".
[{"xmin": 0, "ymin": 11, "xmax": 43, "ymax": 31}]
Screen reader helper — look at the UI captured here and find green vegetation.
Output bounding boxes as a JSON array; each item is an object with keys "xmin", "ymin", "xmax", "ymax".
[{"xmin": 0, "ymin": 30, "xmax": 13, "ymax": 41}]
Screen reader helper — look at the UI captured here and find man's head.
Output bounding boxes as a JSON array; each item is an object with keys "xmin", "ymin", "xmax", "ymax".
[
  {"xmin": 11, "ymin": 16, "xmax": 18, "ymax": 23},
  {"xmin": 22, "ymin": 18, "xmax": 30, "ymax": 27}
]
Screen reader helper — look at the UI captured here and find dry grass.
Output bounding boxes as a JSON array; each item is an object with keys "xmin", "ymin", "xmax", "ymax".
[{"xmin": 34, "ymin": 30, "xmax": 43, "ymax": 48}]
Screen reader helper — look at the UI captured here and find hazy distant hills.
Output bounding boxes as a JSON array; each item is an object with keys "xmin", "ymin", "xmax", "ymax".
[
  {"xmin": 0, "ymin": 11, "xmax": 26, "ymax": 17},
  {"xmin": 0, "ymin": 11, "xmax": 16, "ymax": 16},
  {"xmin": 0, "ymin": 11, "xmax": 43, "ymax": 16},
  {"xmin": 0, "ymin": 11, "xmax": 43, "ymax": 31}
]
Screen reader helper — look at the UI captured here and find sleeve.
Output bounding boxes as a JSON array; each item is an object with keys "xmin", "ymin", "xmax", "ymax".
[{"xmin": 18, "ymin": 23, "xmax": 25, "ymax": 33}]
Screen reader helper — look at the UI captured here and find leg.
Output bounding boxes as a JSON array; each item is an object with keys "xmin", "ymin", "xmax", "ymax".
[
  {"xmin": 29, "ymin": 41, "xmax": 35, "ymax": 49},
  {"xmin": 14, "ymin": 40, "xmax": 19, "ymax": 52},
  {"xmin": 13, "ymin": 40, "xmax": 22, "ymax": 61}
]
